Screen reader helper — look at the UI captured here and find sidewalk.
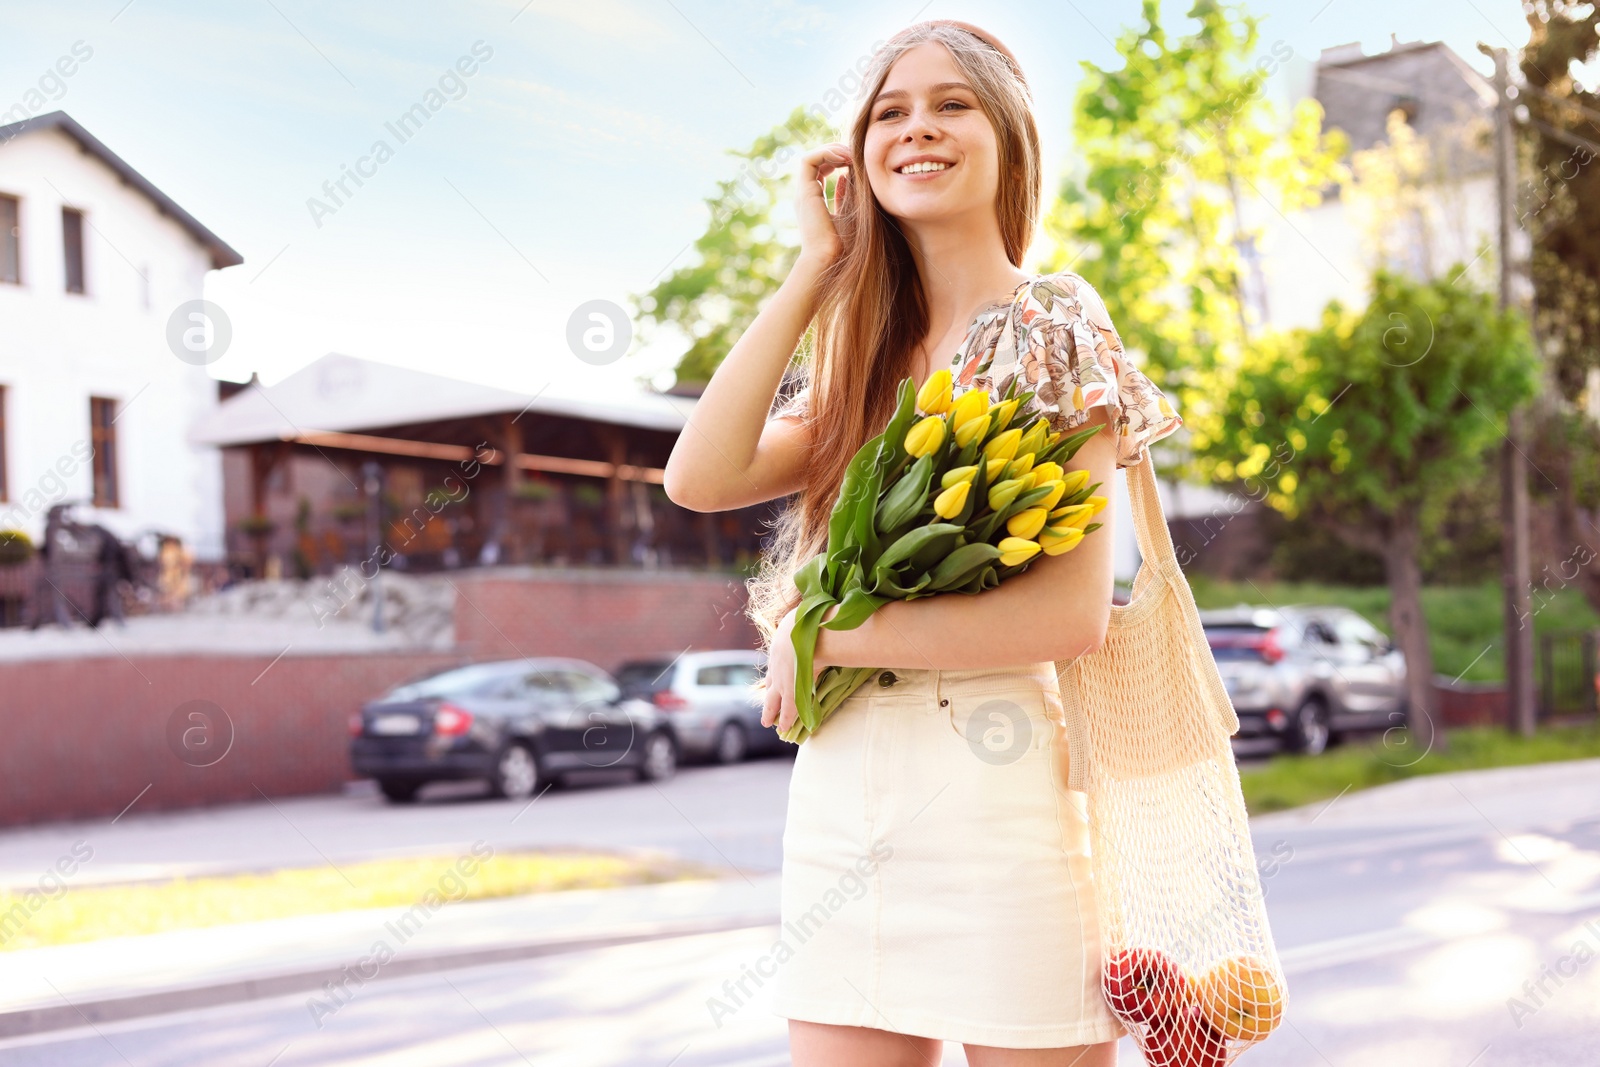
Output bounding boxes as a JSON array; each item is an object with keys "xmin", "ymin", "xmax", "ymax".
[{"xmin": 0, "ymin": 870, "xmax": 780, "ymax": 1038}]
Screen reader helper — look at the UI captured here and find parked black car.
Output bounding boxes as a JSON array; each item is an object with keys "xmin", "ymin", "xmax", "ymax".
[
  {"xmin": 1201, "ymin": 604, "xmax": 1408, "ymax": 755},
  {"xmin": 350, "ymin": 657, "xmax": 678, "ymax": 803},
  {"xmin": 614, "ymin": 650, "xmax": 790, "ymax": 764}
]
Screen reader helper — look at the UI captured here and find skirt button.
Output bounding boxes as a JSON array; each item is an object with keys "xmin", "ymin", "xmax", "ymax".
[
  {"xmin": 878, "ymin": 670, "xmax": 898, "ymax": 687},
  {"xmin": 940, "ymin": 698, "xmax": 949, "ymax": 706}
]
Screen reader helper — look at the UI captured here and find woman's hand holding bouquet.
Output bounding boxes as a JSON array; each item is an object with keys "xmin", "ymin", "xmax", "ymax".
[{"xmin": 774, "ymin": 368, "xmax": 1109, "ymax": 744}]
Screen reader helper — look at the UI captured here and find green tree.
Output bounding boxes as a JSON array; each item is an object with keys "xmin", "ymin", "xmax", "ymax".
[
  {"xmin": 1198, "ymin": 269, "xmax": 1539, "ymax": 751},
  {"xmin": 1516, "ymin": 1, "xmax": 1600, "ymax": 615},
  {"xmin": 1044, "ymin": 0, "xmax": 1348, "ymax": 454},
  {"xmin": 633, "ymin": 107, "xmax": 837, "ymax": 388}
]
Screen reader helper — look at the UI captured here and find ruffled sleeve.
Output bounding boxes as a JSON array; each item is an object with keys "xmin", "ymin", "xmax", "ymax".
[{"xmin": 1011, "ymin": 271, "xmax": 1182, "ymax": 469}]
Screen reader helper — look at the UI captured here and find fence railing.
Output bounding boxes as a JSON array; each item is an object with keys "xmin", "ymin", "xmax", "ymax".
[{"xmin": 1538, "ymin": 628, "xmax": 1598, "ymax": 720}]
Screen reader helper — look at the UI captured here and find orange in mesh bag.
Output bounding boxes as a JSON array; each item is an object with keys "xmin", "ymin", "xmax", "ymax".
[{"xmin": 1053, "ymin": 456, "xmax": 1287, "ymax": 1065}]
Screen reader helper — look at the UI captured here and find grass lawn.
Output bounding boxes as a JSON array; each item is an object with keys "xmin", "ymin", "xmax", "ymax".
[
  {"xmin": 1239, "ymin": 719, "xmax": 1600, "ymax": 815},
  {"xmin": 1187, "ymin": 575, "xmax": 1600, "ymax": 684},
  {"xmin": 0, "ymin": 848, "xmax": 724, "ymax": 953}
]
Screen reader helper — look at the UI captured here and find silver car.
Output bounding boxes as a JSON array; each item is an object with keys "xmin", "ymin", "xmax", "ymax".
[
  {"xmin": 1200, "ymin": 604, "xmax": 1407, "ymax": 755},
  {"xmin": 613, "ymin": 650, "xmax": 790, "ymax": 764}
]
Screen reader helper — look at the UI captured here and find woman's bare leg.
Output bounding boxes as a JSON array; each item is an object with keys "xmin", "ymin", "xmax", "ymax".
[
  {"xmin": 964, "ymin": 1039, "xmax": 1118, "ymax": 1067},
  {"xmin": 789, "ymin": 1020, "xmax": 944, "ymax": 1066}
]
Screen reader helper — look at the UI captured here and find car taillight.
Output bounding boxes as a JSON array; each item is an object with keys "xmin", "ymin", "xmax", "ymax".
[
  {"xmin": 434, "ymin": 703, "xmax": 474, "ymax": 736},
  {"xmin": 1207, "ymin": 628, "xmax": 1285, "ymax": 664},
  {"xmin": 652, "ymin": 690, "xmax": 689, "ymax": 711},
  {"xmin": 349, "ymin": 713, "xmax": 364, "ymax": 737}
]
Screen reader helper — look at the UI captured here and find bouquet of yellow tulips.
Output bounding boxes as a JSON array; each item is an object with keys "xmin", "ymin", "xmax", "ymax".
[{"xmin": 780, "ymin": 367, "xmax": 1108, "ymax": 744}]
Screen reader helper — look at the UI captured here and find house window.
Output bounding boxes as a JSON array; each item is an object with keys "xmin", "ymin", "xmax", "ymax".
[
  {"xmin": 0, "ymin": 195, "xmax": 18, "ymax": 285},
  {"xmin": 62, "ymin": 207, "xmax": 85, "ymax": 294},
  {"xmin": 90, "ymin": 396, "xmax": 118, "ymax": 507}
]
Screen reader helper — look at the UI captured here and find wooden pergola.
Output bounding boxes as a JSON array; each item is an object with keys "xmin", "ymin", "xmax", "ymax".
[{"xmin": 192, "ymin": 354, "xmax": 774, "ymax": 575}]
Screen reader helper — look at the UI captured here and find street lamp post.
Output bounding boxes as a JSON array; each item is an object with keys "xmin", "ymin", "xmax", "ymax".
[{"xmin": 363, "ymin": 461, "xmax": 385, "ymax": 635}]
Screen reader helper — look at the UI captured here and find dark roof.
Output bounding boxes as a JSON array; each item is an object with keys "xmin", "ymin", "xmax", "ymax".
[
  {"xmin": 0, "ymin": 111, "xmax": 243, "ymax": 269},
  {"xmin": 1313, "ymin": 40, "xmax": 1496, "ymax": 173}
]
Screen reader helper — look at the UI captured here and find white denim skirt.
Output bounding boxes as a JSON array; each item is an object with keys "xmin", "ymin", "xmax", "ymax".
[{"xmin": 770, "ymin": 662, "xmax": 1127, "ymax": 1049}]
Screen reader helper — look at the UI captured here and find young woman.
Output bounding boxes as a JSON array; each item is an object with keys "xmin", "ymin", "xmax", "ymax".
[{"xmin": 664, "ymin": 18, "xmax": 1182, "ymax": 1067}]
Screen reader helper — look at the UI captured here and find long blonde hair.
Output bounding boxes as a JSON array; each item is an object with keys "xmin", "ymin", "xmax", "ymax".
[{"xmin": 744, "ymin": 20, "xmax": 1044, "ymax": 650}]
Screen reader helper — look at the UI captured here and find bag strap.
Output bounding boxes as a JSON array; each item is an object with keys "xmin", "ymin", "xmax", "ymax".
[{"xmin": 1124, "ymin": 453, "xmax": 1181, "ymax": 582}]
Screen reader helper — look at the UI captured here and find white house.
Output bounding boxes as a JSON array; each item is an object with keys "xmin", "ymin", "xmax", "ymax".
[
  {"xmin": 0, "ymin": 111, "xmax": 241, "ymax": 560},
  {"xmin": 1255, "ymin": 35, "xmax": 1518, "ymax": 330}
]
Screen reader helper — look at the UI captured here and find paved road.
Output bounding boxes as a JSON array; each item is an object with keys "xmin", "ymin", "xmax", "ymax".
[
  {"xmin": 0, "ymin": 758, "xmax": 1595, "ymax": 1065},
  {"xmin": 0, "ymin": 756, "xmax": 797, "ymax": 892}
]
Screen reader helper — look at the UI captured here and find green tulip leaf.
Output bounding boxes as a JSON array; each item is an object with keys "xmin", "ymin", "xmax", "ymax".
[
  {"xmin": 875, "ymin": 522, "xmax": 964, "ymax": 573},
  {"xmin": 825, "ymin": 585, "xmax": 890, "ymax": 629},
  {"xmin": 877, "ymin": 453, "xmax": 935, "ymax": 532},
  {"xmin": 928, "ymin": 541, "xmax": 1002, "ymax": 590}
]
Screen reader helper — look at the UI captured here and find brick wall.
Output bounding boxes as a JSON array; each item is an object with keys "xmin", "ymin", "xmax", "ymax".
[
  {"xmin": 1434, "ymin": 677, "xmax": 1506, "ymax": 728},
  {"xmin": 449, "ymin": 566, "xmax": 759, "ymax": 670},
  {"xmin": 0, "ymin": 567, "xmax": 761, "ymax": 828},
  {"xmin": 0, "ymin": 651, "xmax": 459, "ymax": 828}
]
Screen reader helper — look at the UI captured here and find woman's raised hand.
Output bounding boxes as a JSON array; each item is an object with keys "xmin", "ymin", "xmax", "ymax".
[{"xmin": 794, "ymin": 143, "xmax": 852, "ymax": 267}]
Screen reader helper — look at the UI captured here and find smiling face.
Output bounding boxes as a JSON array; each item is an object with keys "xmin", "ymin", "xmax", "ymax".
[{"xmin": 863, "ymin": 40, "xmax": 1003, "ymax": 225}]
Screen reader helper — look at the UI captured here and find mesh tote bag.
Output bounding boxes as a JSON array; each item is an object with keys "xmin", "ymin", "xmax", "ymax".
[{"xmin": 1053, "ymin": 456, "xmax": 1287, "ymax": 1065}]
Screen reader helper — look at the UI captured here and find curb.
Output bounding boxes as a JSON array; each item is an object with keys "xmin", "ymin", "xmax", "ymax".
[{"xmin": 0, "ymin": 909, "xmax": 778, "ymax": 1039}]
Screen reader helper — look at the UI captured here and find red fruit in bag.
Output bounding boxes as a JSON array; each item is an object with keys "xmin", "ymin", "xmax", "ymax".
[
  {"xmin": 1145, "ymin": 1005, "xmax": 1228, "ymax": 1067},
  {"xmin": 1104, "ymin": 947, "xmax": 1191, "ymax": 1024}
]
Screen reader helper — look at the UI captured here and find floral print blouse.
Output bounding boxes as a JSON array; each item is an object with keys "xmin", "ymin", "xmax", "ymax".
[{"xmin": 772, "ymin": 269, "xmax": 1183, "ymax": 469}]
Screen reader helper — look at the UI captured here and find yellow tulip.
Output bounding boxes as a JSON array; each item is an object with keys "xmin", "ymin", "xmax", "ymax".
[
  {"xmin": 933, "ymin": 481, "xmax": 970, "ymax": 519},
  {"xmin": 987, "ymin": 477, "xmax": 1027, "ymax": 512},
  {"xmin": 1005, "ymin": 452, "xmax": 1036, "ymax": 481},
  {"xmin": 1051, "ymin": 503, "xmax": 1096, "ymax": 527},
  {"xmin": 1085, "ymin": 494, "xmax": 1109, "ymax": 515},
  {"xmin": 949, "ymin": 388, "xmax": 990, "ymax": 432},
  {"xmin": 983, "ymin": 427, "xmax": 1023, "ymax": 464},
  {"xmin": 984, "ymin": 456, "xmax": 1009, "ymax": 482},
  {"xmin": 940, "ymin": 465, "xmax": 978, "ymax": 490},
  {"xmin": 1017, "ymin": 421, "xmax": 1050, "ymax": 458},
  {"xmin": 1006, "ymin": 507, "xmax": 1049, "ymax": 539},
  {"xmin": 991, "ymin": 397, "xmax": 1021, "ymax": 431},
  {"xmin": 953, "ymin": 412, "xmax": 991, "ymax": 449},
  {"xmin": 1059, "ymin": 469, "xmax": 1091, "ymax": 495},
  {"xmin": 1046, "ymin": 430, "xmax": 1062, "ymax": 447},
  {"xmin": 1029, "ymin": 461, "xmax": 1063, "ymax": 487},
  {"xmin": 1035, "ymin": 479, "xmax": 1068, "ymax": 511},
  {"xmin": 905, "ymin": 415, "xmax": 946, "ymax": 458},
  {"xmin": 1039, "ymin": 526, "xmax": 1085, "ymax": 555},
  {"xmin": 917, "ymin": 369, "xmax": 953, "ymax": 414},
  {"xmin": 997, "ymin": 536, "xmax": 1042, "ymax": 567}
]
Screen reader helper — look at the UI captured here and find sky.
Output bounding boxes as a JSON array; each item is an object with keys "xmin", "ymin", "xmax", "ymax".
[{"xmin": 0, "ymin": 0, "xmax": 1543, "ymax": 400}]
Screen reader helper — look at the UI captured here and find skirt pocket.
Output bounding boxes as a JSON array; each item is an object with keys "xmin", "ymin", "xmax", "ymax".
[{"xmin": 945, "ymin": 686, "xmax": 1057, "ymax": 767}]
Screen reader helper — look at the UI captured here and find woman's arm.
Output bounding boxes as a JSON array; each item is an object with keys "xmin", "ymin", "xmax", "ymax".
[
  {"xmin": 662, "ymin": 254, "xmax": 829, "ymax": 512},
  {"xmin": 813, "ymin": 405, "xmax": 1119, "ymax": 668},
  {"xmin": 663, "ymin": 144, "xmax": 852, "ymax": 514}
]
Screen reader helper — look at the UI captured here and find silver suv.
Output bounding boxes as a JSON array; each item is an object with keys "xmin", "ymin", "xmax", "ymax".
[
  {"xmin": 1200, "ymin": 604, "xmax": 1407, "ymax": 755},
  {"xmin": 613, "ymin": 650, "xmax": 789, "ymax": 764}
]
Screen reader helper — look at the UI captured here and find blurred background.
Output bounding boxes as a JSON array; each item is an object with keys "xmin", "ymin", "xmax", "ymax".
[{"xmin": 0, "ymin": 1, "xmax": 1597, "ymax": 1064}]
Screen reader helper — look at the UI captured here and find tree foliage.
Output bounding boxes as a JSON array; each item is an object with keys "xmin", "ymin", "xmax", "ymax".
[
  {"xmin": 1204, "ymin": 270, "xmax": 1538, "ymax": 538},
  {"xmin": 632, "ymin": 107, "xmax": 838, "ymax": 388},
  {"xmin": 1044, "ymin": 0, "xmax": 1348, "ymax": 463},
  {"xmin": 1518, "ymin": 0, "xmax": 1600, "ymax": 402}
]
